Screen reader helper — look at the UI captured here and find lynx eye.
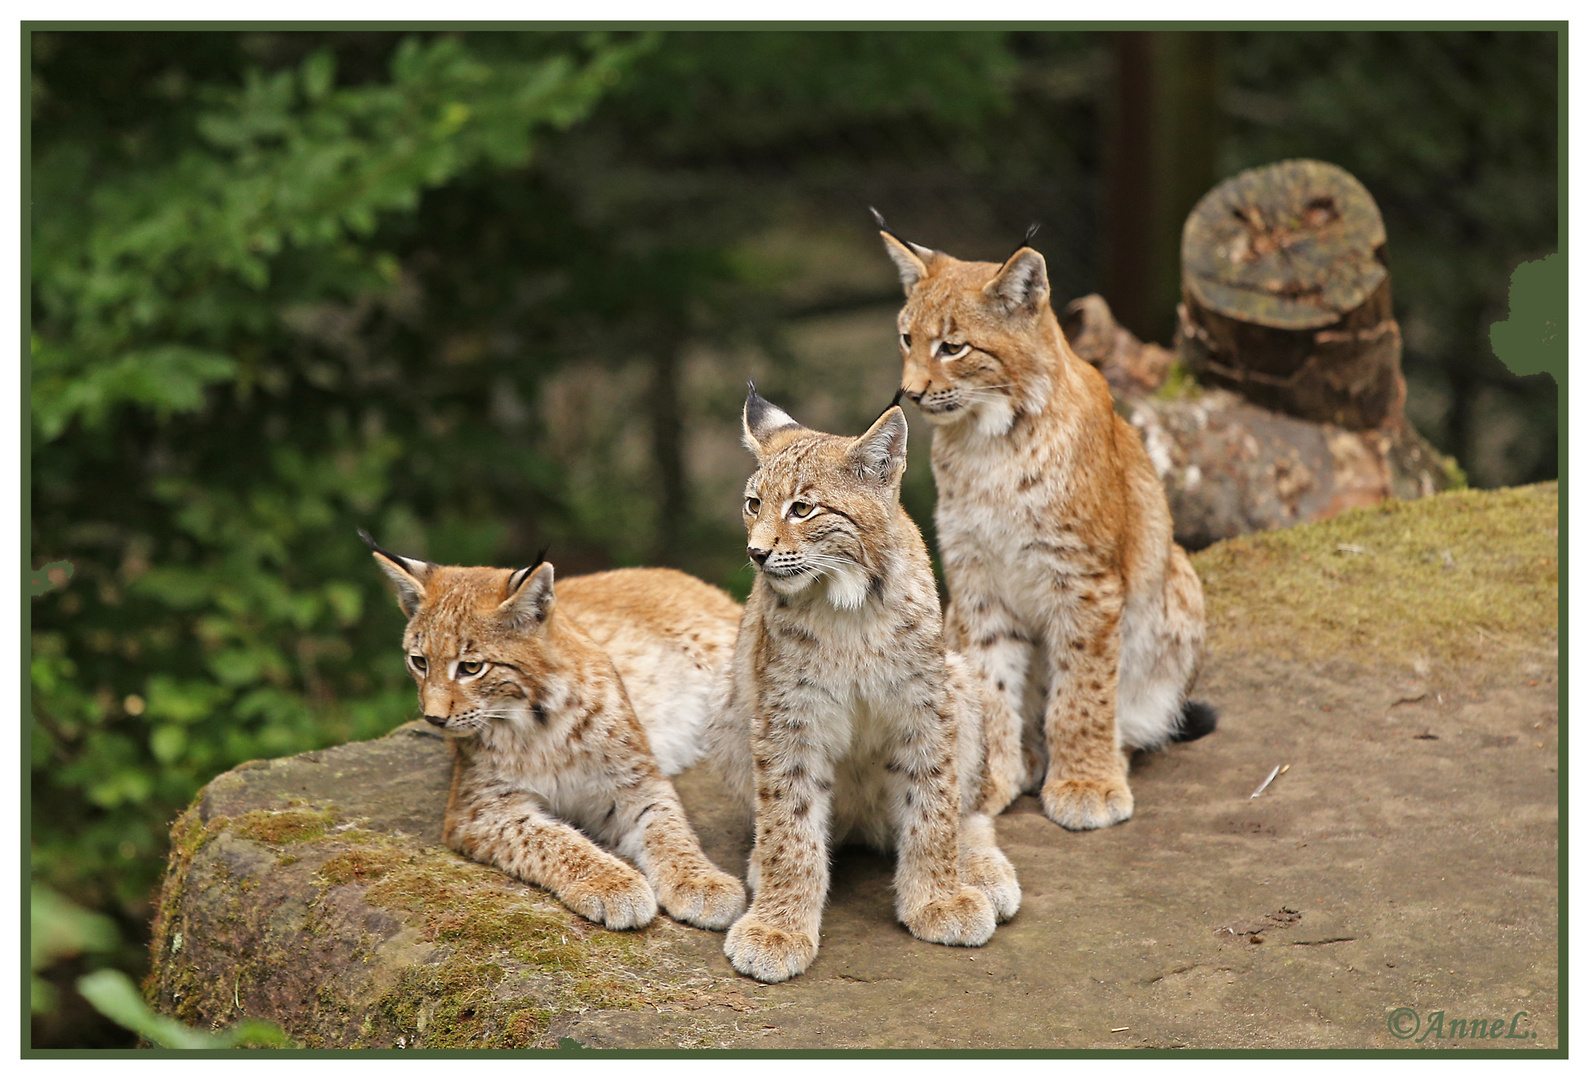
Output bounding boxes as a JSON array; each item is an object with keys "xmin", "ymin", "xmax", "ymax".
[
  {"xmin": 788, "ymin": 501, "xmax": 816, "ymax": 520},
  {"xmin": 900, "ymin": 333, "xmax": 912, "ymax": 348},
  {"xmin": 744, "ymin": 496, "xmax": 761, "ymax": 516},
  {"xmin": 937, "ymin": 341, "xmax": 969, "ymax": 358},
  {"xmin": 409, "ymin": 655, "xmax": 427, "ymax": 673},
  {"xmin": 457, "ymin": 660, "xmax": 484, "ymax": 677}
]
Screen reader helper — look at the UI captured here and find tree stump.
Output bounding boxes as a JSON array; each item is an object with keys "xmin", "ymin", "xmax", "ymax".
[
  {"xmin": 1176, "ymin": 159, "xmax": 1406, "ymax": 431},
  {"xmin": 1056, "ymin": 289, "xmax": 1460, "ymax": 548}
]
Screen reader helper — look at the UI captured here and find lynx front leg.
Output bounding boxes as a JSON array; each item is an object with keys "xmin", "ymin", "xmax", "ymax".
[
  {"xmin": 448, "ymin": 795, "xmax": 657, "ymax": 930},
  {"xmin": 612, "ymin": 774, "xmax": 747, "ymax": 931},
  {"xmin": 888, "ymin": 697, "xmax": 996, "ymax": 946},
  {"xmin": 958, "ymin": 811, "xmax": 1020, "ymax": 921},
  {"xmin": 947, "ymin": 591, "xmax": 1036, "ymax": 815},
  {"xmin": 1040, "ymin": 575, "xmax": 1133, "ymax": 830},
  {"xmin": 723, "ymin": 718, "xmax": 836, "ymax": 983}
]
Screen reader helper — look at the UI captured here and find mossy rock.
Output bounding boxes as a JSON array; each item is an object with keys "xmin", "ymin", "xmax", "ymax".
[
  {"xmin": 143, "ymin": 728, "xmax": 756, "ymax": 1049},
  {"xmin": 146, "ymin": 483, "xmax": 1558, "ymax": 1049}
]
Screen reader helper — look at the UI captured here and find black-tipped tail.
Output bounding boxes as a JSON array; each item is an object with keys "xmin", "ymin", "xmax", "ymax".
[{"xmin": 1171, "ymin": 700, "xmax": 1219, "ymax": 743}]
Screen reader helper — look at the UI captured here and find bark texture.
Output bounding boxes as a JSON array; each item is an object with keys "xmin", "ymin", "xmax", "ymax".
[{"xmin": 1176, "ymin": 158, "xmax": 1406, "ymax": 430}]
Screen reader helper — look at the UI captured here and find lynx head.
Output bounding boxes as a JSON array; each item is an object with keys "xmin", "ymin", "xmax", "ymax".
[
  {"xmin": 738, "ymin": 386, "xmax": 908, "ymax": 610},
  {"xmin": 875, "ymin": 212, "xmax": 1062, "ymax": 435},
  {"xmin": 363, "ymin": 531, "xmax": 560, "ymax": 736}
]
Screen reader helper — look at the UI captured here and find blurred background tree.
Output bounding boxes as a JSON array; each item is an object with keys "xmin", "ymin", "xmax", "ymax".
[{"xmin": 28, "ymin": 28, "xmax": 1557, "ymax": 1046}]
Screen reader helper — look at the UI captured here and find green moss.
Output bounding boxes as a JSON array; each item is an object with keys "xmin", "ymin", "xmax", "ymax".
[
  {"xmin": 315, "ymin": 837, "xmax": 664, "ymax": 1047},
  {"xmin": 1154, "ymin": 357, "xmax": 1202, "ymax": 400},
  {"xmin": 155, "ymin": 779, "xmax": 709, "ymax": 1048},
  {"xmin": 230, "ymin": 807, "xmax": 337, "ymax": 846},
  {"xmin": 318, "ymin": 846, "xmax": 405, "ymax": 886},
  {"xmin": 1194, "ymin": 481, "xmax": 1557, "ymax": 669},
  {"xmin": 143, "ymin": 806, "xmax": 231, "ymax": 1000}
]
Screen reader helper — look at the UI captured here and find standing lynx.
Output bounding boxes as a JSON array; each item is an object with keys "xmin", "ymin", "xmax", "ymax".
[
  {"xmin": 707, "ymin": 389, "xmax": 1020, "ymax": 984},
  {"xmin": 367, "ymin": 536, "xmax": 746, "ymax": 931},
  {"xmin": 877, "ymin": 216, "xmax": 1215, "ymax": 832}
]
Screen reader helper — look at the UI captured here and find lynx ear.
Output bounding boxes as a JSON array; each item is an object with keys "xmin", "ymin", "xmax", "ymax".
[
  {"xmin": 361, "ymin": 530, "xmax": 434, "ymax": 619},
  {"xmin": 849, "ymin": 406, "xmax": 908, "ymax": 487},
  {"xmin": 500, "ymin": 561, "xmax": 555, "ymax": 629},
  {"xmin": 873, "ymin": 208, "xmax": 936, "ymax": 296},
  {"xmin": 742, "ymin": 382, "xmax": 803, "ymax": 455},
  {"xmin": 985, "ymin": 247, "xmax": 1049, "ymax": 314}
]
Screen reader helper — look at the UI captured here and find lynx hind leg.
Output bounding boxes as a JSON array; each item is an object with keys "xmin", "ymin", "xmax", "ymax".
[
  {"xmin": 1116, "ymin": 544, "xmax": 1211, "ymax": 752},
  {"xmin": 959, "ymin": 811, "xmax": 1020, "ymax": 922}
]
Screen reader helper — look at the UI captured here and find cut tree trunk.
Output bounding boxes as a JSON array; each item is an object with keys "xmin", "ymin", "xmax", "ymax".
[
  {"xmin": 1176, "ymin": 159, "xmax": 1406, "ymax": 430},
  {"xmin": 1058, "ymin": 291, "xmax": 1460, "ymax": 549}
]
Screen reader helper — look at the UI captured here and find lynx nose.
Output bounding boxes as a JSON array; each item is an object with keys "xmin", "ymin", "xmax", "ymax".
[
  {"xmin": 901, "ymin": 386, "xmax": 924, "ymax": 403},
  {"xmin": 747, "ymin": 546, "xmax": 770, "ymax": 566},
  {"xmin": 423, "ymin": 714, "xmax": 448, "ymax": 728}
]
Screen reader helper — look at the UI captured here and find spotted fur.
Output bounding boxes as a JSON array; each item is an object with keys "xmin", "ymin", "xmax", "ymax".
[
  {"xmin": 370, "ymin": 550, "xmax": 745, "ymax": 930},
  {"xmin": 879, "ymin": 223, "xmax": 1213, "ymax": 831},
  {"xmin": 706, "ymin": 390, "xmax": 1019, "ymax": 984}
]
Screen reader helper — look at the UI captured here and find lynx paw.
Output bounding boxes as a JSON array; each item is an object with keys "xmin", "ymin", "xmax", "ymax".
[
  {"xmin": 962, "ymin": 847, "xmax": 1021, "ymax": 922},
  {"xmin": 658, "ymin": 868, "xmax": 747, "ymax": 931},
  {"xmin": 1040, "ymin": 775, "xmax": 1134, "ymax": 831},
  {"xmin": 561, "ymin": 865, "xmax": 658, "ymax": 930},
  {"xmin": 902, "ymin": 886, "xmax": 996, "ymax": 947},
  {"xmin": 978, "ymin": 773, "xmax": 1022, "ymax": 817},
  {"xmin": 723, "ymin": 914, "xmax": 817, "ymax": 983}
]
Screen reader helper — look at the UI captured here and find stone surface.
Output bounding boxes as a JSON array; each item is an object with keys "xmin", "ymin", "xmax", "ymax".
[{"xmin": 146, "ymin": 484, "xmax": 1559, "ymax": 1050}]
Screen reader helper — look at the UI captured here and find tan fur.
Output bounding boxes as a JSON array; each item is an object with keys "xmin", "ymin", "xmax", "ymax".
[
  {"xmin": 880, "ymin": 229, "xmax": 1208, "ymax": 831},
  {"xmin": 371, "ymin": 554, "xmax": 745, "ymax": 930},
  {"xmin": 558, "ymin": 567, "xmax": 743, "ymax": 775},
  {"xmin": 706, "ymin": 391, "xmax": 1019, "ymax": 984}
]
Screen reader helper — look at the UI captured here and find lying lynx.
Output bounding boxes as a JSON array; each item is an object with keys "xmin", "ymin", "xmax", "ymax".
[
  {"xmin": 707, "ymin": 389, "xmax": 1020, "ymax": 984},
  {"xmin": 366, "ymin": 534, "xmax": 746, "ymax": 931},
  {"xmin": 877, "ymin": 215, "xmax": 1215, "ymax": 831}
]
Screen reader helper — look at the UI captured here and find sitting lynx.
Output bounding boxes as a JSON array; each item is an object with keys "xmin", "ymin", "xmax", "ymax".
[
  {"xmin": 707, "ymin": 389, "xmax": 1020, "ymax": 984},
  {"xmin": 365, "ymin": 534, "xmax": 746, "ymax": 931},
  {"xmin": 877, "ymin": 215, "xmax": 1215, "ymax": 831}
]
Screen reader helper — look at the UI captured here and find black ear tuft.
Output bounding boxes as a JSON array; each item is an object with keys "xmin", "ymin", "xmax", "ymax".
[
  {"xmin": 506, "ymin": 547, "xmax": 551, "ymax": 596},
  {"xmin": 365, "ymin": 532, "xmax": 435, "ymax": 619},
  {"xmin": 986, "ymin": 246, "xmax": 1050, "ymax": 313},
  {"xmin": 501, "ymin": 562, "xmax": 555, "ymax": 628},
  {"xmin": 743, "ymin": 383, "xmax": 803, "ymax": 452}
]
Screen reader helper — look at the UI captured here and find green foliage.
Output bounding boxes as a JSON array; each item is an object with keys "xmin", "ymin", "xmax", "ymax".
[
  {"xmin": 30, "ymin": 30, "xmax": 649, "ymax": 938},
  {"xmin": 78, "ymin": 970, "xmax": 293, "ymax": 1049},
  {"xmin": 32, "ymin": 883, "xmax": 291, "ymax": 1046},
  {"xmin": 31, "ymin": 885, "xmax": 118, "ymax": 1014},
  {"xmin": 29, "ymin": 34, "xmax": 1030, "ymax": 1047}
]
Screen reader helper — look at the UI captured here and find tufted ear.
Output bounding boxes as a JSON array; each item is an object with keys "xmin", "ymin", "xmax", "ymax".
[
  {"xmin": 872, "ymin": 207, "xmax": 937, "ymax": 297},
  {"xmin": 848, "ymin": 406, "xmax": 908, "ymax": 488},
  {"xmin": 500, "ymin": 561, "xmax": 555, "ymax": 629},
  {"xmin": 742, "ymin": 382, "xmax": 803, "ymax": 456},
  {"xmin": 985, "ymin": 246, "xmax": 1050, "ymax": 314},
  {"xmin": 361, "ymin": 529, "xmax": 434, "ymax": 619}
]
